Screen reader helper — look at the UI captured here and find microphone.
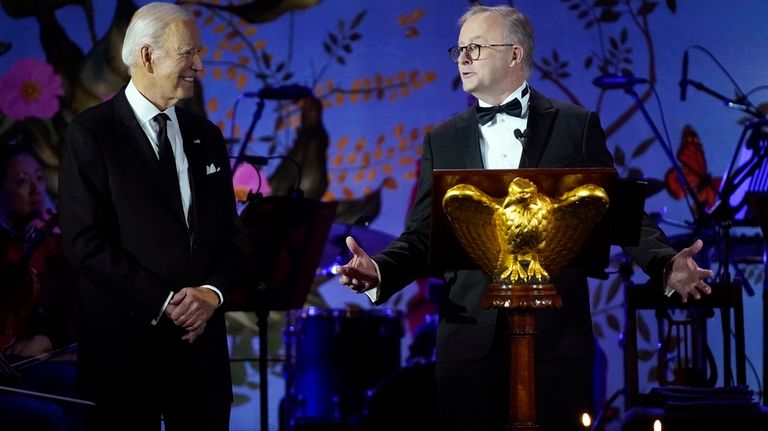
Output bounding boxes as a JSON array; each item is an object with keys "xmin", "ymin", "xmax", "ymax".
[
  {"xmin": 680, "ymin": 51, "xmax": 689, "ymax": 101},
  {"xmin": 514, "ymin": 128, "xmax": 528, "ymax": 144},
  {"xmin": 514, "ymin": 128, "xmax": 529, "ymax": 167},
  {"xmin": 592, "ymin": 74, "xmax": 648, "ymax": 90}
]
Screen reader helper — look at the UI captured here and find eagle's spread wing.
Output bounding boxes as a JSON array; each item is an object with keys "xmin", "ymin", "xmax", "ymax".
[
  {"xmin": 442, "ymin": 184, "xmax": 502, "ymax": 276},
  {"xmin": 539, "ymin": 184, "xmax": 609, "ymax": 277}
]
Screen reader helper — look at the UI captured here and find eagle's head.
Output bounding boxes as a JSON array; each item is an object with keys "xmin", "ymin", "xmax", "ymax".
[{"xmin": 503, "ymin": 177, "xmax": 537, "ymax": 208}]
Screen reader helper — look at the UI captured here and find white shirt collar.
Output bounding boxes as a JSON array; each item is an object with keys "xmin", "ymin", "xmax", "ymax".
[
  {"xmin": 125, "ymin": 80, "xmax": 179, "ymax": 126},
  {"xmin": 477, "ymin": 81, "xmax": 530, "ymax": 117}
]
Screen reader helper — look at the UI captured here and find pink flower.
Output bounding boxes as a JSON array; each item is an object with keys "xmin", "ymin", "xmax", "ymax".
[
  {"xmin": 233, "ymin": 162, "xmax": 271, "ymax": 202},
  {"xmin": 0, "ymin": 58, "xmax": 64, "ymax": 120}
]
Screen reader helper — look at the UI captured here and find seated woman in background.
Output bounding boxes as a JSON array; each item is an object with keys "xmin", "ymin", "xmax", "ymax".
[{"xmin": 0, "ymin": 143, "xmax": 82, "ymax": 431}]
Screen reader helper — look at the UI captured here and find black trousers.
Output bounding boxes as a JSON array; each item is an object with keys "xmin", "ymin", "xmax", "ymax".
[{"xmin": 435, "ymin": 334, "xmax": 593, "ymax": 431}]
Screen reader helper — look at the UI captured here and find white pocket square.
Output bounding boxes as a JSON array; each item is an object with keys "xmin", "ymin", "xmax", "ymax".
[{"xmin": 206, "ymin": 163, "xmax": 221, "ymax": 175}]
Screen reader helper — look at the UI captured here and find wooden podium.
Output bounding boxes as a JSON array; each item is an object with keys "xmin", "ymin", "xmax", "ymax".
[{"xmin": 430, "ymin": 168, "xmax": 623, "ymax": 429}]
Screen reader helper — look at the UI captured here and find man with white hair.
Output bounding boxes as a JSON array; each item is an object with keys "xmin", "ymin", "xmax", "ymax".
[{"xmin": 59, "ymin": 3, "xmax": 242, "ymax": 429}]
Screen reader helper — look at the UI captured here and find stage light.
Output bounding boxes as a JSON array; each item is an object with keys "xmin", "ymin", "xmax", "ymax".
[{"xmin": 581, "ymin": 412, "xmax": 592, "ymax": 428}]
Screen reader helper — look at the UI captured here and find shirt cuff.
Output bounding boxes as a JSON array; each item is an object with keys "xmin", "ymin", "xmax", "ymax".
[
  {"xmin": 200, "ymin": 284, "xmax": 224, "ymax": 306},
  {"xmin": 364, "ymin": 260, "xmax": 383, "ymax": 303},
  {"xmin": 151, "ymin": 291, "xmax": 174, "ymax": 326},
  {"xmin": 663, "ymin": 258, "xmax": 675, "ymax": 297}
]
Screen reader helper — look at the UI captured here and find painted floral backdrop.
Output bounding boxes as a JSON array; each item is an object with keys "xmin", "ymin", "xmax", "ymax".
[{"xmin": 2, "ymin": 0, "xmax": 768, "ymax": 429}]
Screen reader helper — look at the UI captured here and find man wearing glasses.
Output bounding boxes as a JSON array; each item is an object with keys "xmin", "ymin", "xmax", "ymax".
[{"xmin": 337, "ymin": 4, "xmax": 712, "ymax": 430}]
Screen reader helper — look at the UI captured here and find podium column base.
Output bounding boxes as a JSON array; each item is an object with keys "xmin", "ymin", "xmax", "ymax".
[{"xmin": 482, "ymin": 282, "xmax": 562, "ymax": 430}]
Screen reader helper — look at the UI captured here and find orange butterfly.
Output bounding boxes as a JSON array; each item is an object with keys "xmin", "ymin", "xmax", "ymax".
[{"xmin": 664, "ymin": 125, "xmax": 722, "ymax": 213}]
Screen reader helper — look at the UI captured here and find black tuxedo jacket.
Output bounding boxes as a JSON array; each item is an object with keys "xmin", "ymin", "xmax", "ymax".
[
  {"xmin": 373, "ymin": 87, "xmax": 676, "ymax": 363},
  {"xmin": 59, "ymin": 89, "xmax": 241, "ymax": 406}
]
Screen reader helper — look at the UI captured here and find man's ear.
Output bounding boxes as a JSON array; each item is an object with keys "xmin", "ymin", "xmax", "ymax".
[
  {"xmin": 511, "ymin": 46, "xmax": 523, "ymax": 65},
  {"xmin": 140, "ymin": 45, "xmax": 153, "ymax": 72}
]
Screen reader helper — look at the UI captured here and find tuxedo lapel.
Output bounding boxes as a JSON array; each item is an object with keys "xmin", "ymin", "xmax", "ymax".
[
  {"xmin": 114, "ymin": 92, "xmax": 159, "ymax": 176},
  {"xmin": 455, "ymin": 108, "xmax": 484, "ymax": 169},
  {"xmin": 113, "ymin": 91, "xmax": 187, "ymax": 225},
  {"xmin": 522, "ymin": 88, "xmax": 556, "ymax": 168}
]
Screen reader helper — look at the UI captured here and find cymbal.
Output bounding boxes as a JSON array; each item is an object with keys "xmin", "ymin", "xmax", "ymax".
[{"xmin": 317, "ymin": 223, "xmax": 395, "ymax": 276}]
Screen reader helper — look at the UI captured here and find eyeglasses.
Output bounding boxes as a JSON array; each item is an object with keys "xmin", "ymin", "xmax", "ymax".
[{"xmin": 448, "ymin": 43, "xmax": 516, "ymax": 63}]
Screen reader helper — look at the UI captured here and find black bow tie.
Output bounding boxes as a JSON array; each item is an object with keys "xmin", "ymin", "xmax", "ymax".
[
  {"xmin": 476, "ymin": 85, "xmax": 529, "ymax": 126},
  {"xmin": 476, "ymin": 98, "xmax": 523, "ymax": 126}
]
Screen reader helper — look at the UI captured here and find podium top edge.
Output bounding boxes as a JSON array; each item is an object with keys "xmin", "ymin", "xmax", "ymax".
[{"xmin": 433, "ymin": 167, "xmax": 617, "ymax": 175}]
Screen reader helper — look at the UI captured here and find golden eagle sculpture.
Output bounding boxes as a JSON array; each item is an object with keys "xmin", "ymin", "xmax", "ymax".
[{"xmin": 442, "ymin": 177, "xmax": 609, "ymax": 285}]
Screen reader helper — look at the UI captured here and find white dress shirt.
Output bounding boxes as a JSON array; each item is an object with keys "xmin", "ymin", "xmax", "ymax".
[{"xmin": 478, "ymin": 81, "xmax": 530, "ymax": 169}]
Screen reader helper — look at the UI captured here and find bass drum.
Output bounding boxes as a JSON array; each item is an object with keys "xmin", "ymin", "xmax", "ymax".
[
  {"xmin": 359, "ymin": 361, "xmax": 439, "ymax": 431},
  {"xmin": 283, "ymin": 307, "xmax": 403, "ymax": 428}
]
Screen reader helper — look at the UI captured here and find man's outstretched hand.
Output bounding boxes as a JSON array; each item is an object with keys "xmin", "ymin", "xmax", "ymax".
[
  {"xmin": 666, "ymin": 239, "xmax": 714, "ymax": 303},
  {"xmin": 335, "ymin": 236, "xmax": 379, "ymax": 293}
]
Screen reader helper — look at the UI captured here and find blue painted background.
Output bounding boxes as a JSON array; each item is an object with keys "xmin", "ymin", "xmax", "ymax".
[{"xmin": 2, "ymin": 1, "xmax": 767, "ymax": 429}]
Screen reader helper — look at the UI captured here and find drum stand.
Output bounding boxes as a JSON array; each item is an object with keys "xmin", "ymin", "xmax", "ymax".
[
  {"xmin": 630, "ymin": 66, "xmax": 768, "ymax": 390},
  {"xmin": 684, "ymin": 71, "xmax": 768, "ymax": 390},
  {"xmin": 710, "ymin": 121, "xmax": 768, "ymax": 390},
  {"xmin": 227, "ymin": 286, "xmax": 280, "ymax": 431},
  {"xmin": 254, "ymin": 285, "xmax": 270, "ymax": 431}
]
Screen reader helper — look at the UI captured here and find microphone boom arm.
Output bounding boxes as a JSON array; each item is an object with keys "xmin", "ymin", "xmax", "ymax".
[
  {"xmin": 622, "ymin": 86, "xmax": 706, "ymax": 220},
  {"xmin": 684, "ymin": 78, "xmax": 765, "ymax": 119},
  {"xmin": 233, "ymin": 98, "xmax": 266, "ymax": 172}
]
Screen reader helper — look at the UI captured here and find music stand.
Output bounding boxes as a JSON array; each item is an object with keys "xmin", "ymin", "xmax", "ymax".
[{"xmin": 227, "ymin": 195, "xmax": 337, "ymax": 431}]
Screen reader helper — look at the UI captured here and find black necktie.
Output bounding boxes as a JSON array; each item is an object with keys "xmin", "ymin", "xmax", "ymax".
[
  {"xmin": 153, "ymin": 113, "xmax": 182, "ymax": 204},
  {"xmin": 476, "ymin": 98, "xmax": 522, "ymax": 126}
]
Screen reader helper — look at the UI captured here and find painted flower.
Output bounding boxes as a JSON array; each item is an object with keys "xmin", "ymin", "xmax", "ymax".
[
  {"xmin": 0, "ymin": 58, "xmax": 63, "ymax": 120},
  {"xmin": 233, "ymin": 162, "xmax": 271, "ymax": 203}
]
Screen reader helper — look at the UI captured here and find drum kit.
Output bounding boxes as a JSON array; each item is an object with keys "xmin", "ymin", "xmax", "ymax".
[
  {"xmin": 281, "ymin": 306, "xmax": 440, "ymax": 431},
  {"xmin": 283, "ymin": 307, "xmax": 405, "ymax": 428},
  {"xmin": 281, "ymin": 222, "xmax": 441, "ymax": 430},
  {"xmin": 236, "ymin": 198, "xmax": 439, "ymax": 430}
]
